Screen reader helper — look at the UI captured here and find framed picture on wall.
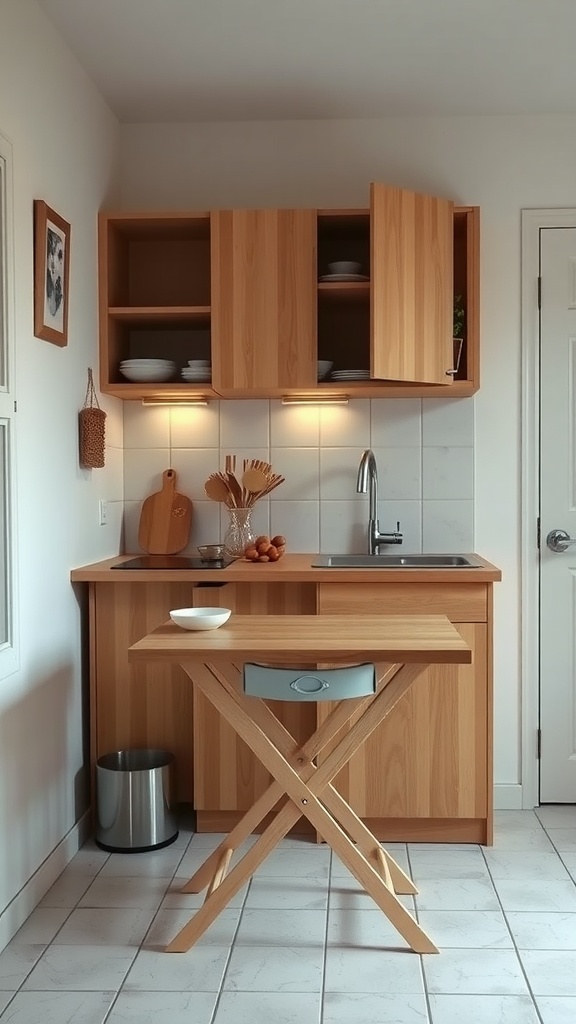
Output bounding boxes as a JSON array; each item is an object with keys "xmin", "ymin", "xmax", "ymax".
[{"xmin": 33, "ymin": 200, "xmax": 70, "ymax": 347}]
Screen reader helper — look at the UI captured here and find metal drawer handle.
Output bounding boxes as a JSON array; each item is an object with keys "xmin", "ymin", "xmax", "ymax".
[
  {"xmin": 290, "ymin": 676, "xmax": 330, "ymax": 694},
  {"xmin": 546, "ymin": 529, "xmax": 576, "ymax": 553}
]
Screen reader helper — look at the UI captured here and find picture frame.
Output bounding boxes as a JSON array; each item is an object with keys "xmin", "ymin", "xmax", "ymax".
[{"xmin": 33, "ymin": 200, "xmax": 70, "ymax": 347}]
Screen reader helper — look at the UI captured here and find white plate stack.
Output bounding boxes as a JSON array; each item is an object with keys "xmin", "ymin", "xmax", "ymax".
[
  {"xmin": 181, "ymin": 359, "xmax": 211, "ymax": 383},
  {"xmin": 330, "ymin": 369, "xmax": 370, "ymax": 380},
  {"xmin": 120, "ymin": 359, "xmax": 176, "ymax": 382}
]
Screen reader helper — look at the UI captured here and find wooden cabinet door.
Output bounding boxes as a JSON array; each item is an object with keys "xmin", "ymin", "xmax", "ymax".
[
  {"xmin": 211, "ymin": 209, "xmax": 317, "ymax": 393},
  {"xmin": 370, "ymin": 183, "xmax": 454, "ymax": 384},
  {"xmin": 317, "ymin": 623, "xmax": 487, "ymax": 819}
]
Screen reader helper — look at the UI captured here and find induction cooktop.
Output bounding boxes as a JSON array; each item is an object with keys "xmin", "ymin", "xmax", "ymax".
[{"xmin": 111, "ymin": 555, "xmax": 234, "ymax": 570}]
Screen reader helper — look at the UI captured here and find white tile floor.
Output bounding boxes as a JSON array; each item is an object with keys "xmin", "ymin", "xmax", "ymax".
[{"xmin": 1, "ymin": 807, "xmax": 576, "ymax": 1023}]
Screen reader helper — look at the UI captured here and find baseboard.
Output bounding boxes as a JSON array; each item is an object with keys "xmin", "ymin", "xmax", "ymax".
[
  {"xmin": 494, "ymin": 784, "xmax": 524, "ymax": 810},
  {"xmin": 0, "ymin": 810, "xmax": 91, "ymax": 953}
]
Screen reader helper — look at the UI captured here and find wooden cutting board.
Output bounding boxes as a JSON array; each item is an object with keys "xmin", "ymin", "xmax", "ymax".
[{"xmin": 138, "ymin": 469, "xmax": 193, "ymax": 554}]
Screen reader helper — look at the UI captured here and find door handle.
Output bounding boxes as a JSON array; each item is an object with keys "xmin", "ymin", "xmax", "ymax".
[{"xmin": 546, "ymin": 529, "xmax": 576, "ymax": 552}]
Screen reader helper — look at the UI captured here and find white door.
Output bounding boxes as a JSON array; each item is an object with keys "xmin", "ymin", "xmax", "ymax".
[{"xmin": 540, "ymin": 226, "xmax": 576, "ymax": 801}]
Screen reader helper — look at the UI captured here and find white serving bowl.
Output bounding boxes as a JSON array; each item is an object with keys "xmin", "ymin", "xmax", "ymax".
[
  {"xmin": 327, "ymin": 261, "xmax": 362, "ymax": 275},
  {"xmin": 187, "ymin": 359, "xmax": 211, "ymax": 367},
  {"xmin": 169, "ymin": 607, "xmax": 232, "ymax": 630},
  {"xmin": 120, "ymin": 367, "xmax": 176, "ymax": 382},
  {"xmin": 317, "ymin": 360, "xmax": 334, "ymax": 379},
  {"xmin": 120, "ymin": 359, "xmax": 176, "ymax": 366}
]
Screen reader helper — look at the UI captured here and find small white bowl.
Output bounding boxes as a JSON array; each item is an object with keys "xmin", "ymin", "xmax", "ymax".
[
  {"xmin": 169, "ymin": 607, "xmax": 231, "ymax": 630},
  {"xmin": 317, "ymin": 360, "xmax": 334, "ymax": 379},
  {"xmin": 187, "ymin": 359, "xmax": 211, "ymax": 367},
  {"xmin": 328, "ymin": 261, "xmax": 362, "ymax": 275}
]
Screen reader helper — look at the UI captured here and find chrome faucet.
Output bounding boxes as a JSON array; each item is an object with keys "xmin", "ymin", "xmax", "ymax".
[{"xmin": 356, "ymin": 449, "xmax": 403, "ymax": 554}]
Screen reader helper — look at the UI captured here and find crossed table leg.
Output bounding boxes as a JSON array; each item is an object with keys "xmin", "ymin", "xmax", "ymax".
[{"xmin": 166, "ymin": 657, "xmax": 438, "ymax": 955}]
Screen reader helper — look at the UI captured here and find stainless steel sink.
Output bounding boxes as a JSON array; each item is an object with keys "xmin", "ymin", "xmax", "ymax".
[{"xmin": 312, "ymin": 554, "xmax": 482, "ymax": 568}]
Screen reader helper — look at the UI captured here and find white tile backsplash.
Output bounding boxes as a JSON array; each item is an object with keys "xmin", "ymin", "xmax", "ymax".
[
  {"xmin": 270, "ymin": 400, "xmax": 320, "ymax": 447},
  {"xmin": 118, "ymin": 398, "xmax": 476, "ymax": 554},
  {"xmin": 423, "ymin": 447, "xmax": 474, "ymax": 500},
  {"xmin": 123, "ymin": 449, "xmax": 171, "ymax": 501},
  {"xmin": 270, "ymin": 501, "xmax": 319, "ymax": 552},
  {"xmin": 170, "ymin": 403, "xmax": 220, "ymax": 448},
  {"xmin": 371, "ymin": 446, "xmax": 422, "ymax": 500},
  {"xmin": 122, "ymin": 499, "xmax": 142, "ymax": 553},
  {"xmin": 423, "ymin": 500, "xmax": 474, "ymax": 552},
  {"xmin": 169, "ymin": 449, "xmax": 222, "ymax": 502},
  {"xmin": 371, "ymin": 398, "xmax": 422, "ymax": 446},
  {"xmin": 269, "ymin": 448, "xmax": 320, "ymax": 500},
  {"xmin": 220, "ymin": 400, "xmax": 270, "ymax": 448},
  {"xmin": 320, "ymin": 448, "xmax": 365, "ymax": 500},
  {"xmin": 422, "ymin": 398, "xmax": 474, "ymax": 447},
  {"xmin": 319, "ymin": 399, "xmax": 370, "ymax": 447},
  {"xmin": 123, "ymin": 403, "xmax": 170, "ymax": 448},
  {"xmin": 320, "ymin": 500, "xmax": 370, "ymax": 554}
]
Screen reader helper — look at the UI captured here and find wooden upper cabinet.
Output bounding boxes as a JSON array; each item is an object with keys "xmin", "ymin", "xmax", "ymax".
[
  {"xmin": 370, "ymin": 183, "xmax": 454, "ymax": 385},
  {"xmin": 98, "ymin": 211, "xmax": 214, "ymax": 400},
  {"xmin": 211, "ymin": 209, "xmax": 317, "ymax": 394},
  {"xmin": 97, "ymin": 193, "xmax": 479, "ymax": 400}
]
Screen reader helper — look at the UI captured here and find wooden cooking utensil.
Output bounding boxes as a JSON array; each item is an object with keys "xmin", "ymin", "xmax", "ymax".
[
  {"xmin": 225, "ymin": 471, "xmax": 244, "ymax": 507},
  {"xmin": 138, "ymin": 469, "xmax": 193, "ymax": 554},
  {"xmin": 255, "ymin": 473, "xmax": 285, "ymax": 499},
  {"xmin": 204, "ymin": 475, "xmax": 234, "ymax": 504},
  {"xmin": 241, "ymin": 468, "xmax": 269, "ymax": 496}
]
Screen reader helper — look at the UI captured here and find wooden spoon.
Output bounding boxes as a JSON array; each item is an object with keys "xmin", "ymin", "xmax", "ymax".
[
  {"xmin": 242, "ymin": 468, "xmax": 269, "ymax": 494},
  {"xmin": 204, "ymin": 475, "xmax": 234, "ymax": 504}
]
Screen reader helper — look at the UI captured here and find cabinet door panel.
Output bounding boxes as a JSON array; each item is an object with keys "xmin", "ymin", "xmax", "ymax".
[
  {"xmin": 212, "ymin": 209, "xmax": 317, "ymax": 391},
  {"xmin": 318, "ymin": 623, "xmax": 487, "ymax": 819},
  {"xmin": 93, "ymin": 582, "xmax": 197, "ymax": 801},
  {"xmin": 371, "ymin": 184, "xmax": 453, "ymax": 384}
]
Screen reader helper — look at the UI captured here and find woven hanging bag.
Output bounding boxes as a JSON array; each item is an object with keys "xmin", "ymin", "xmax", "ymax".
[{"xmin": 79, "ymin": 368, "xmax": 106, "ymax": 468}]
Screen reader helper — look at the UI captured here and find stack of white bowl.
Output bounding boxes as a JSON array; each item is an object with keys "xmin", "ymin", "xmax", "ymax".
[
  {"xmin": 181, "ymin": 359, "xmax": 211, "ymax": 383},
  {"xmin": 120, "ymin": 358, "xmax": 176, "ymax": 382}
]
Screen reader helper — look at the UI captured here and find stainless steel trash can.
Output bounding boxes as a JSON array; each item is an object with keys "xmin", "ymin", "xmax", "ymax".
[{"xmin": 95, "ymin": 749, "xmax": 178, "ymax": 852}]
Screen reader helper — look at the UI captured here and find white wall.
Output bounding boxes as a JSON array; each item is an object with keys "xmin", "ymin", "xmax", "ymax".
[
  {"xmin": 119, "ymin": 114, "xmax": 576, "ymax": 807},
  {"xmin": 0, "ymin": 0, "xmax": 121, "ymax": 948}
]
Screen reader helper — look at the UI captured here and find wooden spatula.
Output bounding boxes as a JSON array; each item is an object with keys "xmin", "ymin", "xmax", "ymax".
[{"xmin": 138, "ymin": 469, "xmax": 193, "ymax": 554}]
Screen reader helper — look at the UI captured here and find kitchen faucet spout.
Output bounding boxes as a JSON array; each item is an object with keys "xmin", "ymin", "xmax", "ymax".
[{"xmin": 356, "ymin": 449, "xmax": 403, "ymax": 554}]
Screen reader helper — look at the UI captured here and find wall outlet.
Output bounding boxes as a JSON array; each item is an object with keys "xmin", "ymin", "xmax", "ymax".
[{"xmin": 98, "ymin": 500, "xmax": 108, "ymax": 526}]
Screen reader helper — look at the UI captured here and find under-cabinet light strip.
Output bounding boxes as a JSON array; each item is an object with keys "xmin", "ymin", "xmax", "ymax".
[
  {"xmin": 141, "ymin": 397, "xmax": 209, "ymax": 406},
  {"xmin": 281, "ymin": 394, "xmax": 349, "ymax": 405}
]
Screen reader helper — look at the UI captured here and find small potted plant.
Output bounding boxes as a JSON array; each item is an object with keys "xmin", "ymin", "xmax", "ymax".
[
  {"xmin": 453, "ymin": 294, "xmax": 465, "ymax": 341},
  {"xmin": 452, "ymin": 295, "xmax": 465, "ymax": 375}
]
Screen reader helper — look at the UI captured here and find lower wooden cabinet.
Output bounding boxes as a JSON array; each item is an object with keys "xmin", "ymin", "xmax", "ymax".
[
  {"xmin": 88, "ymin": 577, "xmax": 493, "ymax": 843},
  {"xmin": 316, "ymin": 583, "xmax": 492, "ymax": 843}
]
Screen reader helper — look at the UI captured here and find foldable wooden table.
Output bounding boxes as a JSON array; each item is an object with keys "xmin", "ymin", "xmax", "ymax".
[{"xmin": 129, "ymin": 613, "xmax": 472, "ymax": 954}]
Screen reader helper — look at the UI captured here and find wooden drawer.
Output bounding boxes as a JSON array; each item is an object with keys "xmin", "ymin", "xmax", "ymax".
[{"xmin": 317, "ymin": 582, "xmax": 487, "ymax": 623}]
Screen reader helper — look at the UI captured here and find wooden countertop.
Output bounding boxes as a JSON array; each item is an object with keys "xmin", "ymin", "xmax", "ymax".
[
  {"xmin": 71, "ymin": 552, "xmax": 501, "ymax": 584},
  {"xmin": 128, "ymin": 614, "xmax": 473, "ymax": 665}
]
